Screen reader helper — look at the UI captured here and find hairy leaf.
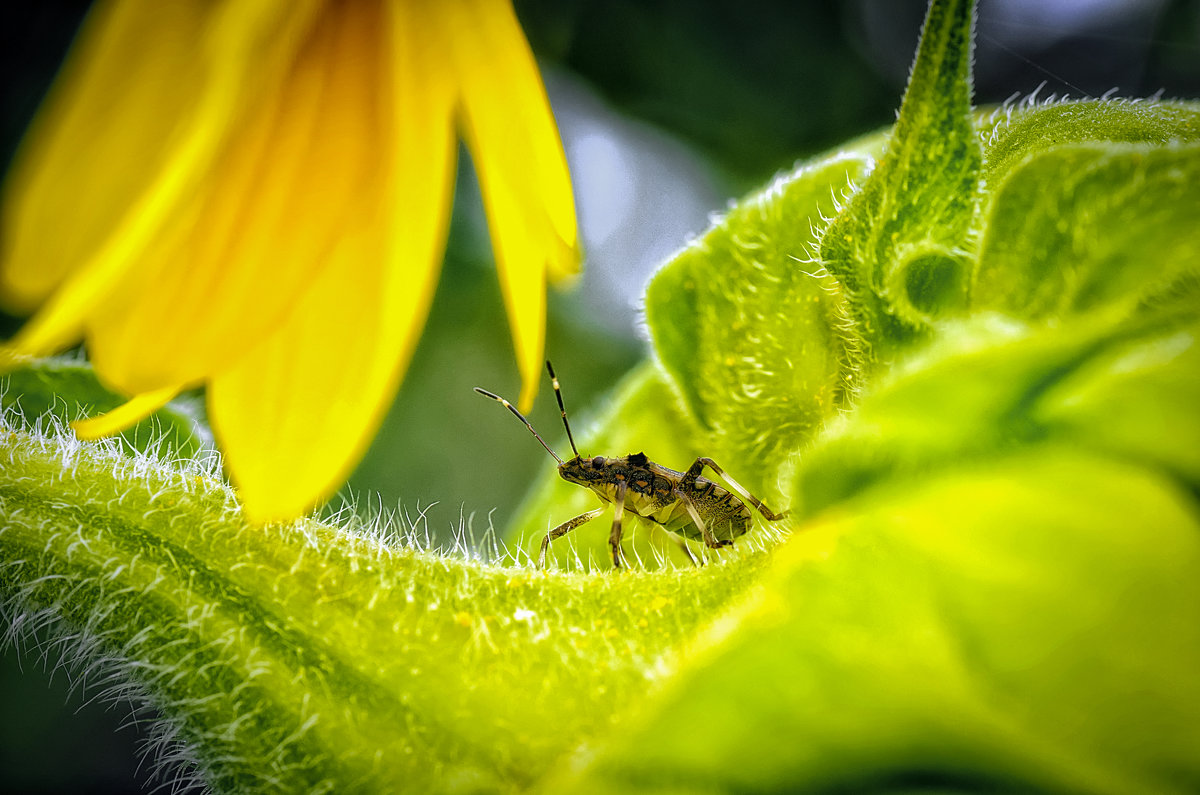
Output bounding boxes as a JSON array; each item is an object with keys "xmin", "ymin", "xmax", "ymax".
[
  {"xmin": 818, "ymin": 0, "xmax": 981, "ymax": 359},
  {"xmin": 973, "ymin": 141, "xmax": 1200, "ymax": 321},
  {"xmin": 645, "ymin": 148, "xmax": 879, "ymax": 493},
  {"xmin": 553, "ymin": 448, "xmax": 1200, "ymax": 794},
  {"xmin": 1, "ymin": 357, "xmax": 208, "ymax": 458},
  {"xmin": 0, "ymin": 425, "xmax": 763, "ymax": 792}
]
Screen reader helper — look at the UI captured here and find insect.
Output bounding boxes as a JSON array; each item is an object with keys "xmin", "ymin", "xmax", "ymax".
[{"xmin": 475, "ymin": 361, "xmax": 790, "ymax": 569}]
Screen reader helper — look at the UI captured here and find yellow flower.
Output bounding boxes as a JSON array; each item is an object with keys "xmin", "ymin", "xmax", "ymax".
[{"xmin": 0, "ymin": 0, "xmax": 580, "ymax": 521}]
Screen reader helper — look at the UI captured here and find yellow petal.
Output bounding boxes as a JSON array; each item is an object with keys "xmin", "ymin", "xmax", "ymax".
[
  {"xmin": 1, "ymin": 0, "xmax": 322, "ymax": 358},
  {"xmin": 71, "ymin": 385, "xmax": 181, "ymax": 440},
  {"xmin": 440, "ymin": 0, "xmax": 582, "ymax": 411},
  {"xmin": 210, "ymin": 4, "xmax": 458, "ymax": 522},
  {"xmin": 2, "ymin": 0, "xmax": 212, "ymax": 312},
  {"xmin": 484, "ymin": 178, "xmax": 550, "ymax": 415},
  {"xmin": 83, "ymin": 0, "xmax": 392, "ymax": 396},
  {"xmin": 446, "ymin": 0, "xmax": 579, "ymax": 281}
]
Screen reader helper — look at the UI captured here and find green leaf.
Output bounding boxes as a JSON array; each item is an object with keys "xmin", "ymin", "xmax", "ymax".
[
  {"xmin": 818, "ymin": 0, "xmax": 981, "ymax": 357},
  {"xmin": 554, "ymin": 310, "xmax": 1200, "ymax": 794},
  {"xmin": 973, "ymin": 140, "xmax": 1200, "ymax": 321},
  {"xmin": 552, "ymin": 448, "xmax": 1200, "ymax": 794},
  {"xmin": 1031, "ymin": 319, "xmax": 1200, "ymax": 491},
  {"xmin": 0, "ymin": 422, "xmax": 766, "ymax": 792},
  {"xmin": 1, "ymin": 357, "xmax": 209, "ymax": 459},
  {"xmin": 644, "ymin": 148, "xmax": 880, "ymax": 494},
  {"xmin": 980, "ymin": 99, "xmax": 1200, "ymax": 185},
  {"xmin": 791, "ymin": 311, "xmax": 1199, "ymax": 519}
]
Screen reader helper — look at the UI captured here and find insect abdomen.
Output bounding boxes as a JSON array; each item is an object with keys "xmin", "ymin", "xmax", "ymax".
[{"xmin": 654, "ymin": 483, "xmax": 751, "ymax": 542}]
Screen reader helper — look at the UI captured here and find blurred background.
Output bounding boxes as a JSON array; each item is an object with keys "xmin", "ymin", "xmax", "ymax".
[{"xmin": 1, "ymin": 0, "xmax": 1198, "ymax": 790}]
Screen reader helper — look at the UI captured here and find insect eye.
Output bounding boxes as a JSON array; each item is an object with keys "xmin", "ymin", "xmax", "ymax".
[{"xmin": 591, "ymin": 456, "xmax": 605, "ymax": 468}]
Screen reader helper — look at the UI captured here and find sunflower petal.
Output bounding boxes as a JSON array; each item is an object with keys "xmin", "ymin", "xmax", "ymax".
[
  {"xmin": 70, "ymin": 385, "xmax": 181, "ymax": 439},
  {"xmin": 442, "ymin": 0, "xmax": 581, "ymax": 411},
  {"xmin": 1, "ymin": 0, "xmax": 322, "ymax": 359},
  {"xmin": 210, "ymin": 4, "xmax": 458, "ymax": 522},
  {"xmin": 82, "ymin": 0, "xmax": 396, "ymax": 396},
  {"xmin": 208, "ymin": 197, "xmax": 452, "ymax": 521},
  {"xmin": 444, "ymin": 0, "xmax": 578, "ymax": 280},
  {"xmin": 483, "ymin": 181, "xmax": 551, "ymax": 415},
  {"xmin": 2, "ymin": 0, "xmax": 212, "ymax": 313}
]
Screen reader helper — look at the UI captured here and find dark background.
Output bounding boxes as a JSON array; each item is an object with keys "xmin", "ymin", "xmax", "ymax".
[{"xmin": 1, "ymin": 0, "xmax": 1197, "ymax": 791}]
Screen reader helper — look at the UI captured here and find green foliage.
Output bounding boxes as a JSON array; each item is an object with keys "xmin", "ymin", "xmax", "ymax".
[
  {"xmin": 1, "ymin": 424, "xmax": 763, "ymax": 792},
  {"xmin": 974, "ymin": 138, "xmax": 1200, "ymax": 320},
  {"xmin": 0, "ymin": 357, "xmax": 208, "ymax": 458},
  {"xmin": 3, "ymin": 0, "xmax": 1200, "ymax": 791},
  {"xmin": 555, "ymin": 446, "xmax": 1199, "ymax": 794},
  {"xmin": 644, "ymin": 148, "xmax": 879, "ymax": 495},
  {"xmin": 818, "ymin": 0, "xmax": 980, "ymax": 361}
]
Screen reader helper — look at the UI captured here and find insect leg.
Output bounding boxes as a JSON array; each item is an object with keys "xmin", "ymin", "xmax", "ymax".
[
  {"xmin": 682, "ymin": 457, "xmax": 790, "ymax": 521},
  {"xmin": 538, "ymin": 507, "xmax": 605, "ymax": 569},
  {"xmin": 609, "ymin": 480, "xmax": 628, "ymax": 569},
  {"xmin": 676, "ymin": 491, "xmax": 734, "ymax": 551}
]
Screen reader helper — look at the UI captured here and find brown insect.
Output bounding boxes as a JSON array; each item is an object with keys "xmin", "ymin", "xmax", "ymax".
[{"xmin": 475, "ymin": 362, "xmax": 789, "ymax": 569}]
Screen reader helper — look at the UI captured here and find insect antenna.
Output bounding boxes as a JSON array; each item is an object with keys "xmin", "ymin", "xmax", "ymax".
[
  {"xmin": 545, "ymin": 360, "xmax": 580, "ymax": 459},
  {"xmin": 474, "ymin": 387, "xmax": 564, "ymax": 465}
]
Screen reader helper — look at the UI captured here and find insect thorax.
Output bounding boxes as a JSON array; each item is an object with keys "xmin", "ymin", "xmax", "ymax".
[{"xmin": 558, "ymin": 455, "xmax": 675, "ymax": 513}]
